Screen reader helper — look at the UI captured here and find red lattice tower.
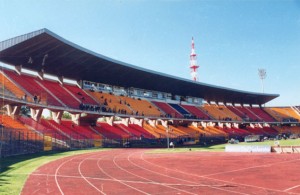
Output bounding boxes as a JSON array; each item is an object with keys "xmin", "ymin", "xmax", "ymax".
[{"xmin": 190, "ymin": 37, "xmax": 199, "ymax": 81}]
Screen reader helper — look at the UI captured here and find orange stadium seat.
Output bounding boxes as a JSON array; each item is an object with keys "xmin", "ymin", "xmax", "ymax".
[{"xmin": 0, "ymin": 71, "xmax": 30, "ymax": 101}]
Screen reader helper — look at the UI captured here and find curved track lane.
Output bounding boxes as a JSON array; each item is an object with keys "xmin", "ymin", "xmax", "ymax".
[{"xmin": 21, "ymin": 149, "xmax": 300, "ymax": 195}]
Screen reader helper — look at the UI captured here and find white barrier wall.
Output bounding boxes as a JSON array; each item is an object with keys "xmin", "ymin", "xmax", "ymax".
[{"xmin": 225, "ymin": 145, "xmax": 271, "ymax": 153}]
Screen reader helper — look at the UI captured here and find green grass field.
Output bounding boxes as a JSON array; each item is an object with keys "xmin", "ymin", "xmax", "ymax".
[{"xmin": 1, "ymin": 138, "xmax": 299, "ymax": 194}]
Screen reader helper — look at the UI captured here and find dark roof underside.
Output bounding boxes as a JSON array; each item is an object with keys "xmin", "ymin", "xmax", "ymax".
[{"xmin": 0, "ymin": 29, "xmax": 279, "ymax": 105}]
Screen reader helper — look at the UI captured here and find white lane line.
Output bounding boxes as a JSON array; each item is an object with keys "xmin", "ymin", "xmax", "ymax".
[
  {"xmin": 54, "ymin": 151, "xmax": 107, "ymax": 195},
  {"xmin": 113, "ymin": 150, "xmax": 200, "ymax": 195},
  {"xmin": 202, "ymin": 157, "xmax": 300, "ymax": 177},
  {"xmin": 284, "ymin": 184, "xmax": 300, "ymax": 192},
  {"xmin": 128, "ymin": 151, "xmax": 248, "ymax": 195},
  {"xmin": 96, "ymin": 150, "xmax": 151, "ymax": 195},
  {"xmin": 78, "ymin": 152, "xmax": 109, "ymax": 195},
  {"xmin": 141, "ymin": 152, "xmax": 299, "ymax": 194},
  {"xmin": 55, "ymin": 157, "xmax": 75, "ymax": 195}
]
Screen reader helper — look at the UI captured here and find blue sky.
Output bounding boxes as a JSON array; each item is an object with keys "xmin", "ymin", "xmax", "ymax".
[{"xmin": 0, "ymin": 0, "xmax": 299, "ymax": 106}]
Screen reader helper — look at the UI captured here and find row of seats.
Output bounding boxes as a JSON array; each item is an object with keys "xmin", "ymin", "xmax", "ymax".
[
  {"xmin": 119, "ymin": 96, "xmax": 162, "ymax": 117},
  {"xmin": 4, "ymin": 70, "xmax": 63, "ymax": 107},
  {"xmin": 2, "ymin": 69, "xmax": 299, "ymax": 123},
  {"xmin": 3, "ymin": 114, "xmax": 300, "ymax": 143},
  {"xmin": 0, "ymin": 115, "xmax": 42, "ymax": 140},
  {"xmin": 152, "ymin": 101, "xmax": 183, "ymax": 118},
  {"xmin": 181, "ymin": 105, "xmax": 210, "ymax": 119},
  {"xmin": 0, "ymin": 71, "xmax": 31, "ymax": 101},
  {"xmin": 3, "ymin": 70, "xmax": 98, "ymax": 109},
  {"xmin": 265, "ymin": 107, "xmax": 300, "ymax": 122}
]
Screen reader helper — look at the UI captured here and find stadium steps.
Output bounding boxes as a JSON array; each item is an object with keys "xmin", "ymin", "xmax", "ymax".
[
  {"xmin": 62, "ymin": 85, "xmax": 83, "ymax": 103},
  {"xmin": 291, "ymin": 106, "xmax": 300, "ymax": 117},
  {"xmin": 1, "ymin": 70, "xmax": 32, "ymax": 101},
  {"xmin": 249, "ymin": 107, "xmax": 276, "ymax": 122},
  {"xmin": 263, "ymin": 108, "xmax": 283, "ymax": 122},
  {"xmin": 119, "ymin": 96, "xmax": 163, "ymax": 117},
  {"xmin": 18, "ymin": 116, "xmax": 69, "ymax": 146},
  {"xmin": 128, "ymin": 124, "xmax": 155, "ymax": 139},
  {"xmin": 227, "ymin": 106, "xmax": 259, "ymax": 121},
  {"xmin": 88, "ymin": 126, "xmax": 105, "ymax": 138},
  {"xmin": 0, "ymin": 115, "xmax": 42, "ymax": 140},
  {"xmin": 88, "ymin": 91, "xmax": 132, "ymax": 114},
  {"xmin": 198, "ymin": 106, "xmax": 215, "ymax": 120},
  {"xmin": 4, "ymin": 70, "xmax": 63, "ymax": 107},
  {"xmin": 0, "ymin": 81, "xmax": 16, "ymax": 98},
  {"xmin": 142, "ymin": 123, "xmax": 164, "ymax": 138},
  {"xmin": 220, "ymin": 105, "xmax": 242, "ymax": 121},
  {"xmin": 35, "ymin": 80, "xmax": 71, "ymax": 108},
  {"xmin": 206, "ymin": 126, "xmax": 228, "ymax": 137},
  {"xmin": 169, "ymin": 103, "xmax": 190, "ymax": 115},
  {"xmin": 98, "ymin": 122, "xmax": 131, "ymax": 139},
  {"xmin": 152, "ymin": 101, "xmax": 183, "ymax": 118},
  {"xmin": 227, "ymin": 106, "xmax": 244, "ymax": 119},
  {"xmin": 41, "ymin": 119, "xmax": 83, "ymax": 140},
  {"xmin": 61, "ymin": 121, "xmax": 97, "ymax": 139},
  {"xmin": 188, "ymin": 125, "xmax": 211, "ymax": 136},
  {"xmin": 202, "ymin": 104, "xmax": 224, "ymax": 120},
  {"xmin": 181, "ymin": 104, "xmax": 210, "ymax": 119},
  {"xmin": 169, "ymin": 125, "xmax": 199, "ymax": 138},
  {"xmin": 115, "ymin": 124, "xmax": 142, "ymax": 138},
  {"xmin": 167, "ymin": 125, "xmax": 189, "ymax": 136},
  {"xmin": 156, "ymin": 124, "xmax": 185, "ymax": 137},
  {"xmin": 95, "ymin": 123, "xmax": 129, "ymax": 139},
  {"xmin": 244, "ymin": 107, "xmax": 264, "ymax": 121},
  {"xmin": 39, "ymin": 119, "xmax": 71, "ymax": 140},
  {"xmin": 91, "ymin": 125, "xmax": 118, "ymax": 139},
  {"xmin": 64, "ymin": 84, "xmax": 99, "ymax": 105}
]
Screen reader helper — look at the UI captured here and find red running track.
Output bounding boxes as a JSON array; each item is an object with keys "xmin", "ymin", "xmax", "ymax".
[{"xmin": 21, "ymin": 149, "xmax": 300, "ymax": 195}]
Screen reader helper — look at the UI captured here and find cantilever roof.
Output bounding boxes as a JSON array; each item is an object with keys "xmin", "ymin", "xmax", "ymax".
[{"xmin": 0, "ymin": 28, "xmax": 279, "ymax": 105}]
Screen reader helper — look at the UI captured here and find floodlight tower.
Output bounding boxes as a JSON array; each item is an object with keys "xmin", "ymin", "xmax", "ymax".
[
  {"xmin": 190, "ymin": 37, "xmax": 199, "ymax": 81},
  {"xmin": 258, "ymin": 69, "xmax": 267, "ymax": 93}
]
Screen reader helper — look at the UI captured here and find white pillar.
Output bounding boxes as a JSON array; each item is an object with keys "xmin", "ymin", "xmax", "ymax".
[
  {"xmin": 105, "ymin": 116, "xmax": 114, "ymax": 126},
  {"xmin": 52, "ymin": 111, "xmax": 63, "ymax": 124},
  {"xmin": 71, "ymin": 113, "xmax": 81, "ymax": 125},
  {"xmin": 30, "ymin": 108, "xmax": 43, "ymax": 121},
  {"xmin": 148, "ymin": 119, "xmax": 156, "ymax": 127},
  {"xmin": 4, "ymin": 104, "xmax": 21, "ymax": 118},
  {"xmin": 121, "ymin": 118, "xmax": 129, "ymax": 127}
]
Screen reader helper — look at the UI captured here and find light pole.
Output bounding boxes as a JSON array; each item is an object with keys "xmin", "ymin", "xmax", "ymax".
[
  {"xmin": 258, "ymin": 69, "xmax": 267, "ymax": 93},
  {"xmin": 166, "ymin": 127, "xmax": 170, "ymax": 149}
]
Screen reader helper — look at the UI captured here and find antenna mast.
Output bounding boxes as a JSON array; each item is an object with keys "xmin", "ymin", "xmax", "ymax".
[{"xmin": 190, "ymin": 37, "xmax": 199, "ymax": 81}]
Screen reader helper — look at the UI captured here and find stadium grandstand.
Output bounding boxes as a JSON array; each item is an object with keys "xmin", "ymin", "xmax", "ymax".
[{"xmin": 0, "ymin": 29, "xmax": 299, "ymax": 157}]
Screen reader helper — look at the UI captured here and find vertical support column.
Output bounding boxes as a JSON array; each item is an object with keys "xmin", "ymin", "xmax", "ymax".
[
  {"xmin": 225, "ymin": 123, "xmax": 231, "ymax": 128},
  {"xmin": 218, "ymin": 122, "xmax": 224, "ymax": 128},
  {"xmin": 191, "ymin": 121, "xmax": 198, "ymax": 128},
  {"xmin": 129, "ymin": 118, "xmax": 144, "ymax": 127},
  {"xmin": 4, "ymin": 104, "xmax": 21, "ymax": 118},
  {"xmin": 71, "ymin": 113, "xmax": 81, "ymax": 125},
  {"xmin": 52, "ymin": 111, "xmax": 63, "ymax": 124},
  {"xmin": 30, "ymin": 108, "xmax": 43, "ymax": 121},
  {"xmin": 121, "ymin": 118, "xmax": 129, "ymax": 127},
  {"xmin": 148, "ymin": 119, "xmax": 156, "ymax": 127},
  {"xmin": 233, "ymin": 123, "xmax": 239, "ymax": 129},
  {"xmin": 105, "ymin": 116, "xmax": 114, "ymax": 126},
  {"xmin": 160, "ymin": 120, "xmax": 168, "ymax": 128}
]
